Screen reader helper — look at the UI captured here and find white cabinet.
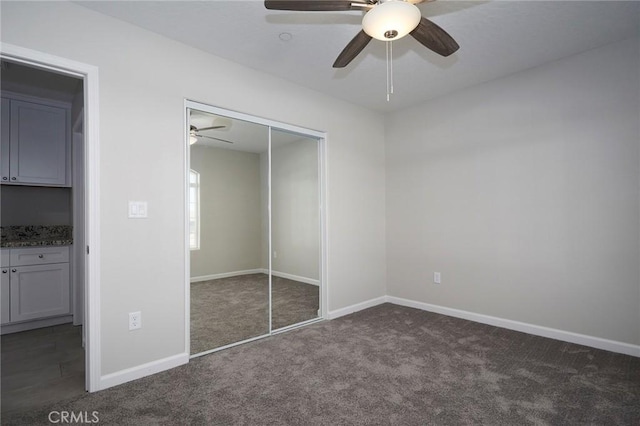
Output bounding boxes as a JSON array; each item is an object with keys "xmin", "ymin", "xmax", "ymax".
[
  {"xmin": 10, "ymin": 245, "xmax": 70, "ymax": 266},
  {"xmin": 10, "ymin": 263, "xmax": 70, "ymax": 322},
  {"xmin": 1, "ymin": 246, "xmax": 71, "ymax": 326},
  {"xmin": 1, "ymin": 98, "xmax": 9, "ymax": 182},
  {"xmin": 1, "ymin": 249, "xmax": 9, "ymax": 325},
  {"xmin": 1, "ymin": 95, "xmax": 70, "ymax": 187},
  {"xmin": 1, "ymin": 270, "xmax": 9, "ymax": 325},
  {"xmin": 0, "ymin": 248, "xmax": 9, "ymax": 268}
]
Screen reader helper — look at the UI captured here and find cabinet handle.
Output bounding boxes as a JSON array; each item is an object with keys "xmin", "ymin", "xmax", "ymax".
[
  {"xmin": 38, "ymin": 254, "xmax": 44, "ymax": 258},
  {"xmin": 2, "ymin": 177, "xmax": 7, "ymax": 181},
  {"xmin": 11, "ymin": 269, "xmax": 17, "ymax": 273},
  {"xmin": 11, "ymin": 177, "xmax": 16, "ymax": 181},
  {"xmin": 2, "ymin": 270, "xmax": 6, "ymax": 273}
]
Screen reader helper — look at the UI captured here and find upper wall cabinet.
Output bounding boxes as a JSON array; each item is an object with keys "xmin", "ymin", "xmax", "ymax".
[
  {"xmin": 1, "ymin": 94, "xmax": 71, "ymax": 187},
  {"xmin": 1, "ymin": 98, "xmax": 9, "ymax": 182}
]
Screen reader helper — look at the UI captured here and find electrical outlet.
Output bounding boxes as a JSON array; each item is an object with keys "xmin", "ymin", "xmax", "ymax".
[
  {"xmin": 434, "ymin": 272, "xmax": 441, "ymax": 284},
  {"xmin": 129, "ymin": 311, "xmax": 142, "ymax": 330}
]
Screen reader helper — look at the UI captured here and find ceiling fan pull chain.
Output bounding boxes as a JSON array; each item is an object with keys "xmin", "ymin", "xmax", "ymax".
[
  {"xmin": 388, "ymin": 41, "xmax": 393, "ymax": 95},
  {"xmin": 385, "ymin": 40, "xmax": 395, "ymax": 102},
  {"xmin": 386, "ymin": 41, "xmax": 391, "ymax": 101},
  {"xmin": 385, "ymin": 41, "xmax": 393, "ymax": 102}
]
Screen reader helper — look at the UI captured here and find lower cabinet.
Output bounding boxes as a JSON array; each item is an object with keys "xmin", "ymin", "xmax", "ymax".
[
  {"xmin": 1, "ymin": 246, "xmax": 71, "ymax": 327},
  {"xmin": 1, "ymin": 271, "xmax": 9, "ymax": 324},
  {"xmin": 10, "ymin": 263, "xmax": 70, "ymax": 322}
]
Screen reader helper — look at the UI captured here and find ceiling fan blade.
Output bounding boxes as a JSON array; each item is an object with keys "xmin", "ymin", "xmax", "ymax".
[
  {"xmin": 196, "ymin": 126, "xmax": 226, "ymax": 131},
  {"xmin": 410, "ymin": 17, "xmax": 459, "ymax": 57},
  {"xmin": 333, "ymin": 30, "xmax": 372, "ymax": 68},
  {"xmin": 195, "ymin": 134, "xmax": 234, "ymax": 144},
  {"xmin": 265, "ymin": 0, "xmax": 364, "ymax": 11}
]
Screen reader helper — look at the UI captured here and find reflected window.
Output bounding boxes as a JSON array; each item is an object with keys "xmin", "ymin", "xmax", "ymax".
[{"xmin": 189, "ymin": 169, "xmax": 200, "ymax": 250}]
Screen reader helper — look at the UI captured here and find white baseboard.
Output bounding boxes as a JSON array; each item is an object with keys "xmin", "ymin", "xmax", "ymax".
[
  {"xmin": 327, "ymin": 296, "xmax": 387, "ymax": 320},
  {"xmin": 190, "ymin": 269, "xmax": 264, "ymax": 283},
  {"xmin": 191, "ymin": 269, "xmax": 319, "ymax": 287},
  {"xmin": 99, "ymin": 352, "xmax": 189, "ymax": 391},
  {"xmin": 270, "ymin": 270, "xmax": 320, "ymax": 286},
  {"xmin": 386, "ymin": 296, "xmax": 640, "ymax": 358}
]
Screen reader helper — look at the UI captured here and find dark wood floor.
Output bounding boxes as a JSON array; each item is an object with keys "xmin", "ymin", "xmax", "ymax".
[{"xmin": 1, "ymin": 323, "xmax": 85, "ymax": 417}]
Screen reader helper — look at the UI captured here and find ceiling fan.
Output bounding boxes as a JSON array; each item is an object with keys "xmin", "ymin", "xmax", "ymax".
[
  {"xmin": 189, "ymin": 125, "xmax": 234, "ymax": 145},
  {"xmin": 264, "ymin": 0, "xmax": 459, "ymax": 68}
]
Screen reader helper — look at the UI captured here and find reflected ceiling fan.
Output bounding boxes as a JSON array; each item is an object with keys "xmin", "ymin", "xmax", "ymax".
[
  {"xmin": 264, "ymin": 0, "xmax": 459, "ymax": 68},
  {"xmin": 189, "ymin": 125, "xmax": 234, "ymax": 145}
]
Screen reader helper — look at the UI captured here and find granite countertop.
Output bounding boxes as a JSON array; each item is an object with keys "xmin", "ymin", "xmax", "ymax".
[{"xmin": 1, "ymin": 225, "xmax": 73, "ymax": 248}]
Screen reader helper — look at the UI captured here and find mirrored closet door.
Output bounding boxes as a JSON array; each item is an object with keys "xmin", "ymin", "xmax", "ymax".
[
  {"xmin": 188, "ymin": 104, "xmax": 324, "ymax": 357},
  {"xmin": 270, "ymin": 129, "xmax": 320, "ymax": 331},
  {"xmin": 189, "ymin": 110, "xmax": 270, "ymax": 355}
]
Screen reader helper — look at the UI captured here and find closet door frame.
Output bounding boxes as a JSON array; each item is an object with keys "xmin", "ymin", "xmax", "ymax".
[{"xmin": 184, "ymin": 100, "xmax": 328, "ymax": 357}]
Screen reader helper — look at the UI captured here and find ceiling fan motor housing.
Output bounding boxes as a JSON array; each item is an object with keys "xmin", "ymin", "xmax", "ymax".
[{"xmin": 362, "ymin": 0, "xmax": 421, "ymax": 41}]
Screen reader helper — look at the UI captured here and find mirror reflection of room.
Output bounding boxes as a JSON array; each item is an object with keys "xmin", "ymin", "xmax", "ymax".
[
  {"xmin": 189, "ymin": 110, "xmax": 321, "ymax": 356},
  {"xmin": 270, "ymin": 129, "xmax": 320, "ymax": 330},
  {"xmin": 189, "ymin": 111, "xmax": 269, "ymax": 355}
]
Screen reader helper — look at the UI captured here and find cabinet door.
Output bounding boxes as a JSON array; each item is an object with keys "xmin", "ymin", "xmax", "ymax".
[
  {"xmin": 1, "ymin": 98, "xmax": 9, "ymax": 183},
  {"xmin": 9, "ymin": 100, "xmax": 68, "ymax": 186},
  {"xmin": 1, "ymin": 269, "xmax": 9, "ymax": 325},
  {"xmin": 10, "ymin": 263, "xmax": 70, "ymax": 322}
]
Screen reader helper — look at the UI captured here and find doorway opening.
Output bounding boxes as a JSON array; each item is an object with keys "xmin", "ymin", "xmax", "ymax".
[{"xmin": 0, "ymin": 44, "xmax": 100, "ymax": 416}]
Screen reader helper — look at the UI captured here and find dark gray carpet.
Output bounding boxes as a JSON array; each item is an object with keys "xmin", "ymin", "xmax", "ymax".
[
  {"xmin": 191, "ymin": 273, "xmax": 319, "ymax": 354},
  {"xmin": 271, "ymin": 275, "xmax": 320, "ymax": 330},
  {"xmin": 3, "ymin": 304, "xmax": 639, "ymax": 425}
]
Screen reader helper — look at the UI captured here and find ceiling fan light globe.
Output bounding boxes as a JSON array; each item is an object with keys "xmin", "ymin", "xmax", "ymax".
[{"xmin": 362, "ymin": 0, "xmax": 421, "ymax": 41}]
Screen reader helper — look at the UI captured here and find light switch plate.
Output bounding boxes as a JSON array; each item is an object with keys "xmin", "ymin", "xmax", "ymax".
[{"xmin": 128, "ymin": 201, "xmax": 148, "ymax": 218}]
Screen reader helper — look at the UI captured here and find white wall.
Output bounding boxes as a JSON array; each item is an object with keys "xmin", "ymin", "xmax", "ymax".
[
  {"xmin": 1, "ymin": 1, "xmax": 386, "ymax": 379},
  {"xmin": 271, "ymin": 139, "xmax": 320, "ymax": 281},
  {"xmin": 190, "ymin": 145, "xmax": 262, "ymax": 278},
  {"xmin": 386, "ymin": 37, "xmax": 640, "ymax": 346}
]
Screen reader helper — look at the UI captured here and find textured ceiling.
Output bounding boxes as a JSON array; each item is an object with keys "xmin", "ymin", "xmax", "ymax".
[{"xmin": 77, "ymin": 1, "xmax": 640, "ymax": 112}]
